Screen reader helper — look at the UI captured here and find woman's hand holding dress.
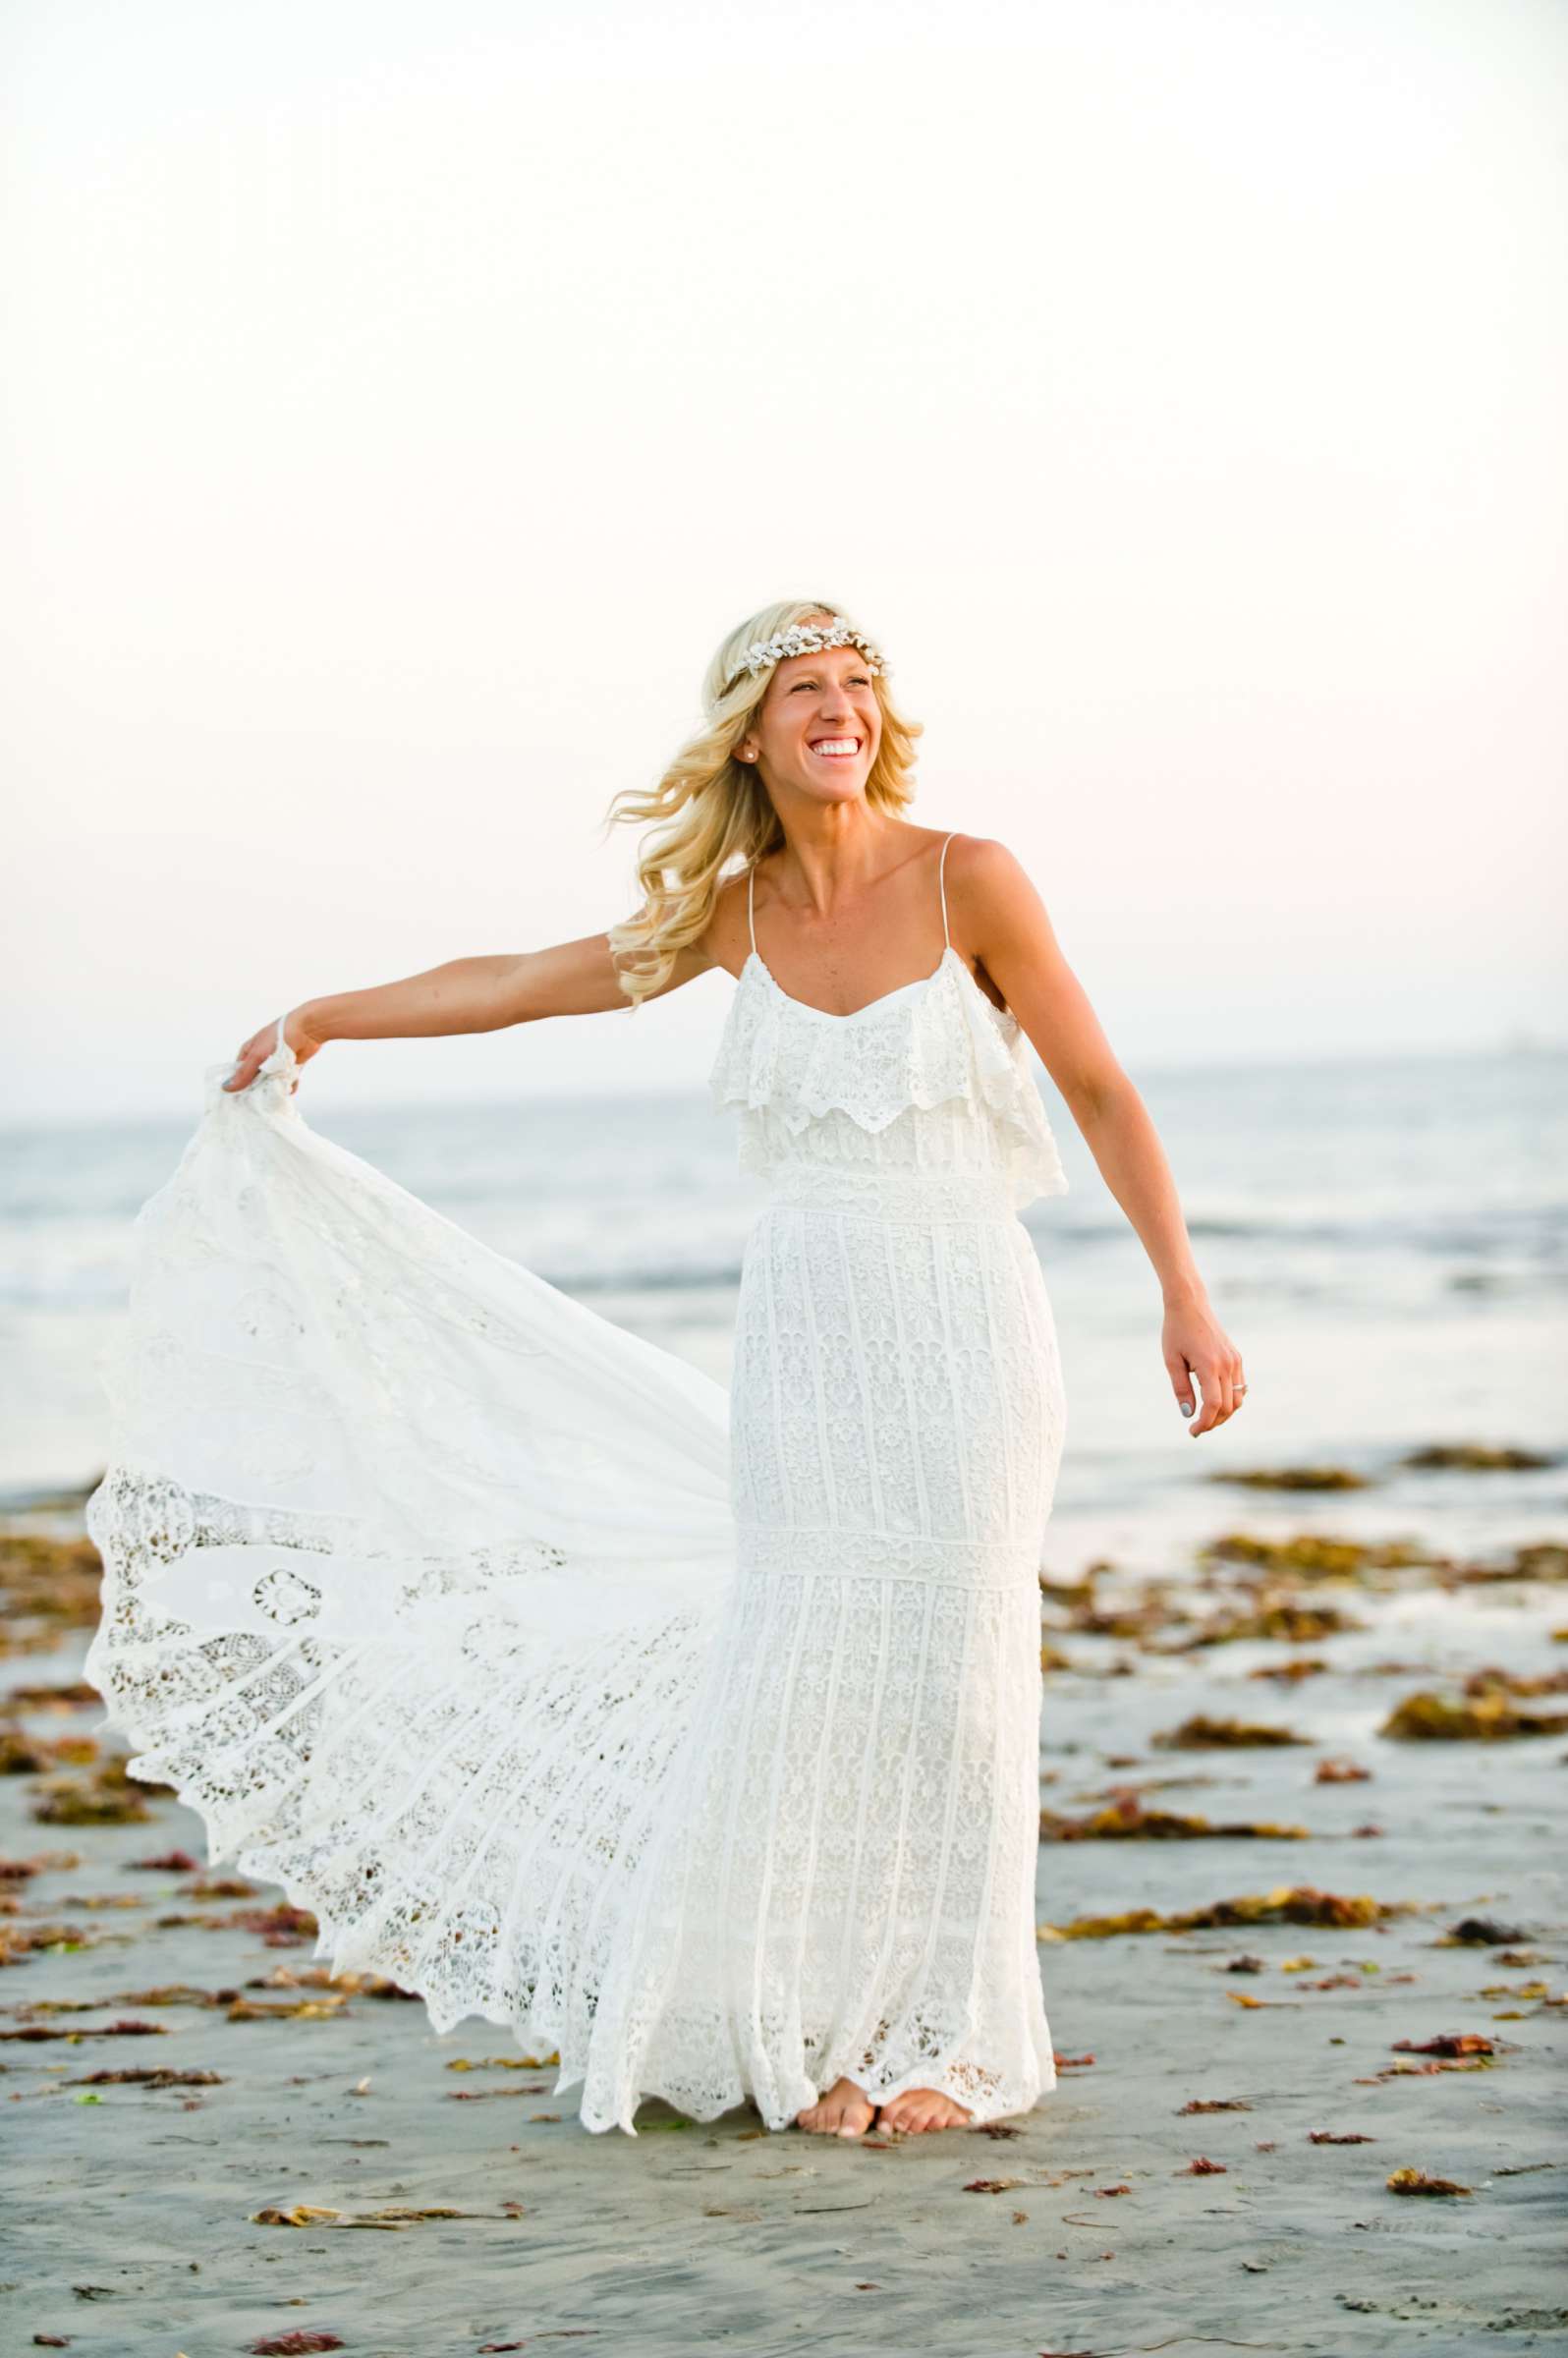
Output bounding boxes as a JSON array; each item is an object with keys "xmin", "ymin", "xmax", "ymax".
[{"xmin": 224, "ymin": 1008, "xmax": 323, "ymax": 1094}]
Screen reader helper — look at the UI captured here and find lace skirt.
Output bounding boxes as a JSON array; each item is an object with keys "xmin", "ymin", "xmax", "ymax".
[
  {"xmin": 83, "ymin": 1062, "xmax": 1066, "ymax": 2133},
  {"xmin": 593, "ymin": 1188, "xmax": 1070, "ymax": 2131},
  {"xmin": 576, "ymin": 1543, "xmax": 1053, "ymax": 2129},
  {"xmin": 545, "ymin": 1170, "xmax": 1068, "ymax": 2131}
]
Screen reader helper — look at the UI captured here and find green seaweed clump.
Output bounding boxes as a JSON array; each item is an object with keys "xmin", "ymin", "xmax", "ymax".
[
  {"xmin": 1400, "ymin": 1442, "xmax": 1555, "ymax": 1472},
  {"xmin": 1040, "ymin": 1883, "xmax": 1414, "ymax": 1941},
  {"xmin": 1171, "ymin": 1600, "xmax": 1363, "ymax": 1649},
  {"xmin": 29, "ymin": 1754, "xmax": 171, "ymax": 1825},
  {"xmin": 0, "ymin": 1531, "xmax": 103, "ymax": 1644},
  {"xmin": 1210, "ymin": 1466, "xmax": 1371, "ymax": 1491},
  {"xmin": 1380, "ymin": 1689, "xmax": 1568, "ymax": 1742},
  {"xmin": 1039, "ymin": 1794, "xmax": 1309, "ymax": 1841},
  {"xmin": 1201, "ymin": 1532, "xmax": 1433, "ymax": 1583},
  {"xmin": 1152, "ymin": 1713, "xmax": 1310, "ymax": 1750}
]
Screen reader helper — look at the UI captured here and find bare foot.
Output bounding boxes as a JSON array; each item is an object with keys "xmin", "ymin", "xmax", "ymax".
[
  {"xmin": 875, "ymin": 2088, "xmax": 973, "ymax": 2135},
  {"xmin": 795, "ymin": 2075, "xmax": 876, "ymax": 2137}
]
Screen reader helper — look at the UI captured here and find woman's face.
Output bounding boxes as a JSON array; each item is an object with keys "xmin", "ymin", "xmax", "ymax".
[{"xmin": 739, "ymin": 640, "xmax": 882, "ymax": 806}]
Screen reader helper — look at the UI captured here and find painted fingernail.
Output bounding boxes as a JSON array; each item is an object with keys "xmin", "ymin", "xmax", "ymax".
[{"xmin": 1179, "ymin": 1399, "xmax": 1193, "ymax": 1415}]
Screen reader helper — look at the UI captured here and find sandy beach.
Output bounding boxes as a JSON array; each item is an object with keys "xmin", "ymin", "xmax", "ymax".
[{"xmin": 3, "ymin": 1466, "xmax": 1564, "ymax": 2358}]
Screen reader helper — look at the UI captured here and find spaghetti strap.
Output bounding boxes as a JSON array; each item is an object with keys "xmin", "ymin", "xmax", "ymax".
[
  {"xmin": 747, "ymin": 863, "xmax": 757, "ymax": 957},
  {"xmin": 938, "ymin": 832, "xmax": 955, "ymax": 951}
]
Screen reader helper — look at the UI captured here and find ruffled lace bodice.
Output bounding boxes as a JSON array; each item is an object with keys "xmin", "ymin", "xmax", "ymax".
[{"xmin": 707, "ymin": 941, "xmax": 1069, "ymax": 1214}]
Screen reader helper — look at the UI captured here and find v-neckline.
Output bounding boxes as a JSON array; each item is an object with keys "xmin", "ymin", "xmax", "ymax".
[
  {"xmin": 744, "ymin": 942, "xmax": 1012, "ymax": 1030},
  {"xmin": 743, "ymin": 943, "xmax": 952, "ymax": 1024}
]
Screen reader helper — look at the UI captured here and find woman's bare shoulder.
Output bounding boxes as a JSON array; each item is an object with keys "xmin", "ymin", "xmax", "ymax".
[
  {"xmin": 941, "ymin": 830, "xmax": 1040, "ymax": 909},
  {"xmin": 937, "ymin": 835, "xmax": 1062, "ymax": 992},
  {"xmin": 696, "ymin": 866, "xmax": 755, "ymax": 982}
]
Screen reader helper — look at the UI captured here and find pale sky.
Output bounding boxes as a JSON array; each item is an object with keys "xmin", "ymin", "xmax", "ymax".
[{"xmin": 4, "ymin": 0, "xmax": 1565, "ymax": 1122}]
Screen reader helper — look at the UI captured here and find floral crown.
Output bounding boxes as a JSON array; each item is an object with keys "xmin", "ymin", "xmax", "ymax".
[{"xmin": 721, "ymin": 616, "xmax": 886, "ymax": 698}]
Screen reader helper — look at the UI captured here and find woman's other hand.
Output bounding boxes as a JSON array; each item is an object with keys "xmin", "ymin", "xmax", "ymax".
[
  {"xmin": 1162, "ymin": 1292, "xmax": 1247, "ymax": 1436},
  {"xmin": 222, "ymin": 1007, "xmax": 322, "ymax": 1094}
]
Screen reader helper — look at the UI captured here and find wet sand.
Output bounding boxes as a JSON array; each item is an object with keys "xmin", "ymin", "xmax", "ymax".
[{"xmin": 2, "ymin": 1488, "xmax": 1565, "ymax": 2358}]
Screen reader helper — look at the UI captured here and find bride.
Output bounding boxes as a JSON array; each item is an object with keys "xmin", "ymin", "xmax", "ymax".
[{"xmin": 85, "ymin": 598, "xmax": 1244, "ymax": 2141}]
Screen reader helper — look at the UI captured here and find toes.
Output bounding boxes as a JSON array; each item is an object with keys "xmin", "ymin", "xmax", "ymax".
[
  {"xmin": 797, "ymin": 2092, "xmax": 872, "ymax": 2136},
  {"xmin": 878, "ymin": 2092, "xmax": 970, "ymax": 2134}
]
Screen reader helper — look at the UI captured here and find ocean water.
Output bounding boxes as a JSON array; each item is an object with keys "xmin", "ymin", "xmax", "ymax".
[{"xmin": 2, "ymin": 1047, "xmax": 1564, "ymax": 1575}]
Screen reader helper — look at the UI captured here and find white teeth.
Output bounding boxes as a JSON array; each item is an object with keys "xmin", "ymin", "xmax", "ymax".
[{"xmin": 810, "ymin": 739, "xmax": 860, "ymax": 756}]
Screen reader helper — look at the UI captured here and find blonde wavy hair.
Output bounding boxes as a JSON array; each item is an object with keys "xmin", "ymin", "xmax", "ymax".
[{"xmin": 601, "ymin": 598, "xmax": 923, "ymax": 1006}]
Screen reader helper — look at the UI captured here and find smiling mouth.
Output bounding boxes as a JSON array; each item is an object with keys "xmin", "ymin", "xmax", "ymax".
[{"xmin": 808, "ymin": 737, "xmax": 863, "ymax": 760}]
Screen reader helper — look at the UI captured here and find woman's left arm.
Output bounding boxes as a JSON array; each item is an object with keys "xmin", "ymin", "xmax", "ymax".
[{"xmin": 952, "ymin": 834, "xmax": 1246, "ymax": 1439}]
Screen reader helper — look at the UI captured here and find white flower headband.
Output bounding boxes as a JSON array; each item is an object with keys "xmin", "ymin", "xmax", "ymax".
[{"xmin": 721, "ymin": 616, "xmax": 886, "ymax": 698}]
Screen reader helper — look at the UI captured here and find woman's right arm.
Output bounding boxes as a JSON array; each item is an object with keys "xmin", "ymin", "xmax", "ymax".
[{"xmin": 223, "ymin": 929, "xmax": 718, "ymax": 1092}]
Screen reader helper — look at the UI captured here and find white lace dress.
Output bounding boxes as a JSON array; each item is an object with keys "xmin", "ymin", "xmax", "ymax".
[{"xmin": 84, "ymin": 839, "xmax": 1070, "ymax": 2134}]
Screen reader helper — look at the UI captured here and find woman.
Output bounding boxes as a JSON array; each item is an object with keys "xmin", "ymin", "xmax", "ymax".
[{"xmin": 84, "ymin": 598, "xmax": 1244, "ymax": 2142}]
